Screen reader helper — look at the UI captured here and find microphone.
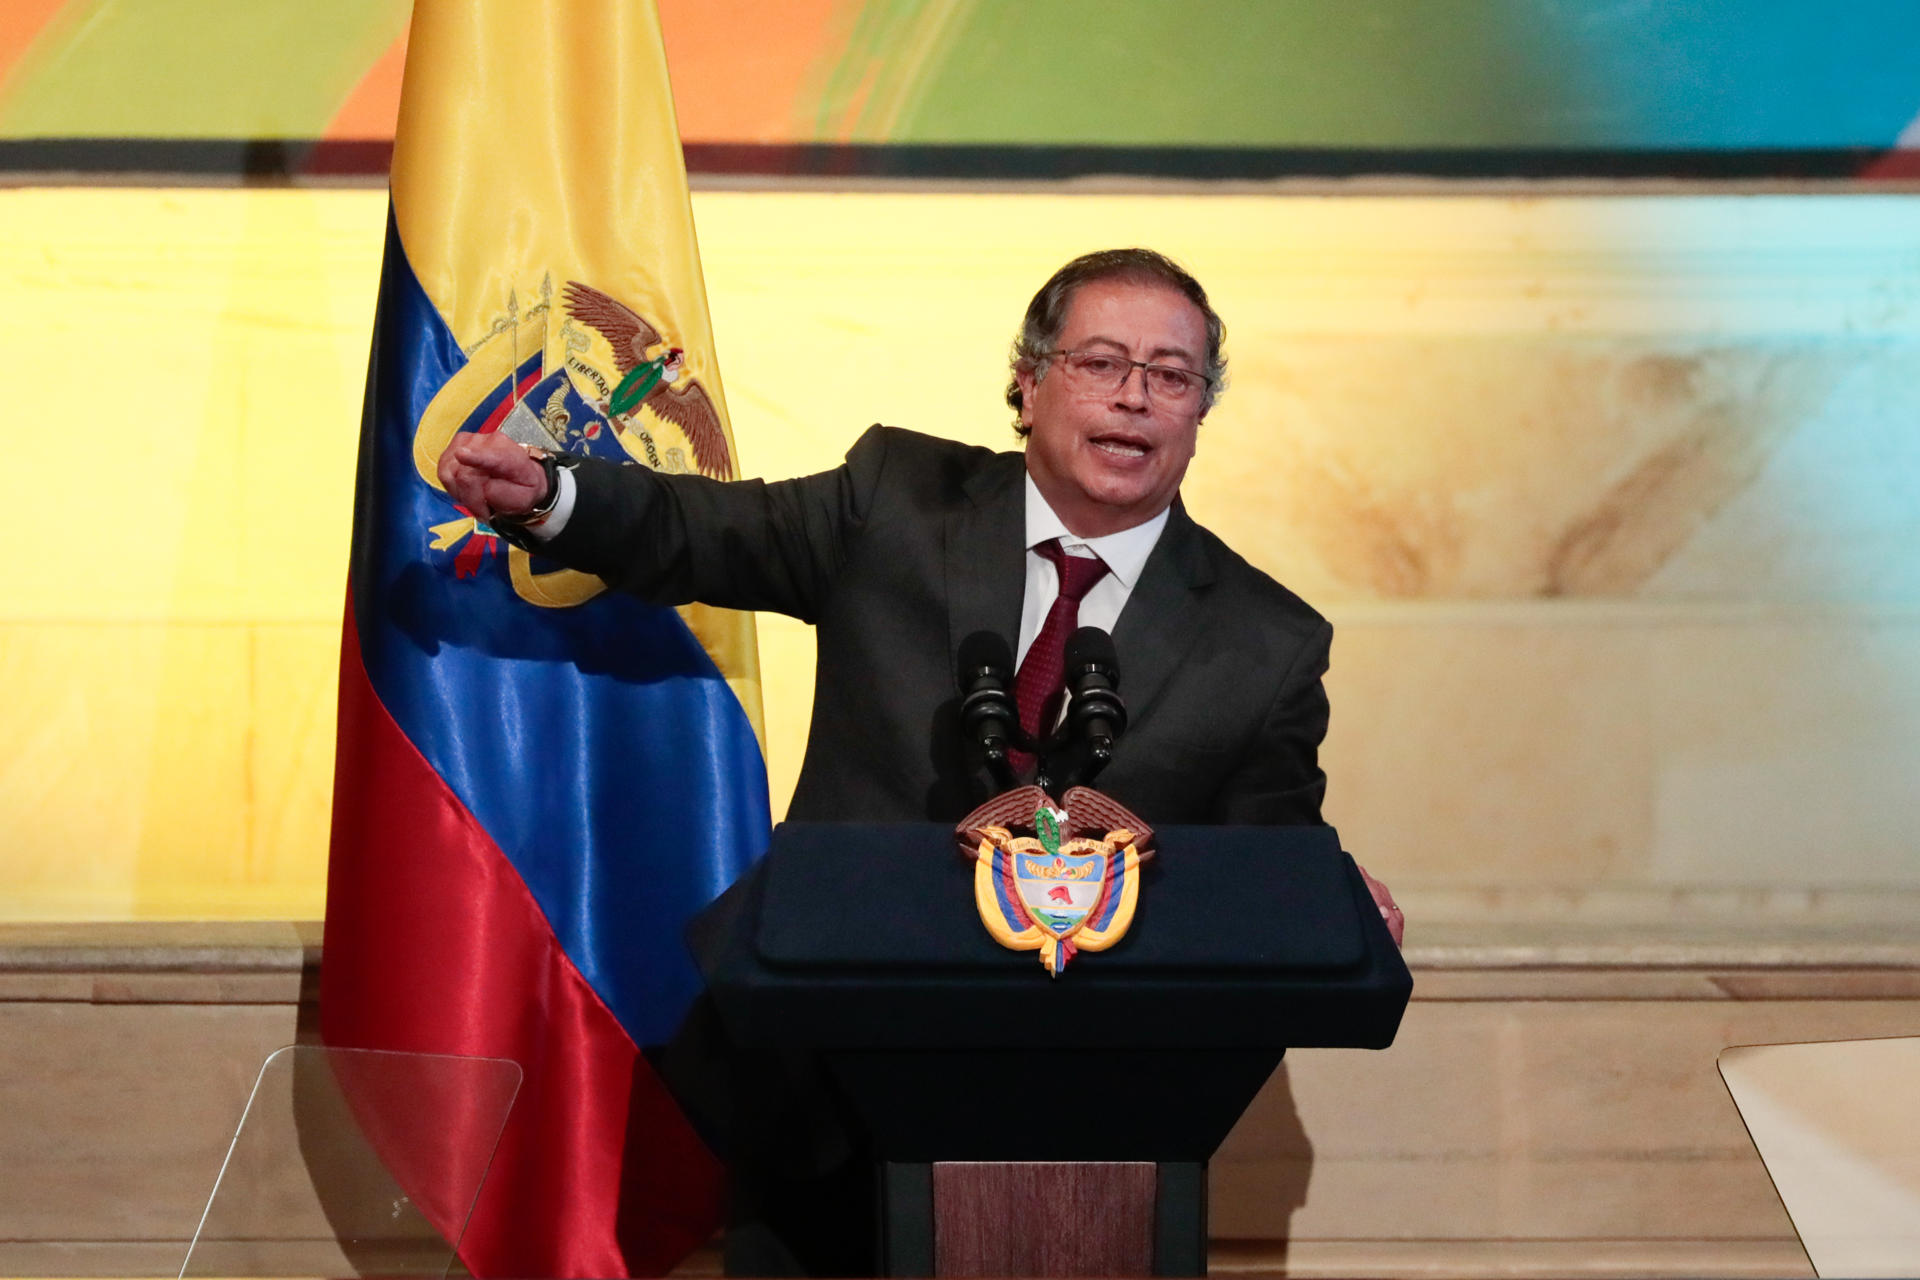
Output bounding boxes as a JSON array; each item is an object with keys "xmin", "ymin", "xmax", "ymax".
[
  {"xmin": 1062, "ymin": 626, "xmax": 1127, "ymax": 778},
  {"xmin": 956, "ymin": 631, "xmax": 1019, "ymax": 784}
]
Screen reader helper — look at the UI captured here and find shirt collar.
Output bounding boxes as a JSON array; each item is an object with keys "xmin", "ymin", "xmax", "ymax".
[{"xmin": 1022, "ymin": 472, "xmax": 1171, "ymax": 591}]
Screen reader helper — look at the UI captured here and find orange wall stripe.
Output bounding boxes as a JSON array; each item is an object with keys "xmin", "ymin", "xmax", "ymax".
[
  {"xmin": 323, "ymin": 25, "xmax": 408, "ymax": 141},
  {"xmin": 657, "ymin": 0, "xmax": 842, "ymax": 142},
  {"xmin": 0, "ymin": 0, "xmax": 81, "ymax": 96}
]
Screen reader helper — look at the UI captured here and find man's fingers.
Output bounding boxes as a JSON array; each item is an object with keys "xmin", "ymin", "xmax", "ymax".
[
  {"xmin": 1356, "ymin": 861, "xmax": 1404, "ymax": 948},
  {"xmin": 437, "ymin": 432, "xmax": 545, "ymax": 521},
  {"xmin": 438, "ymin": 453, "xmax": 496, "ymax": 521},
  {"xmin": 483, "ymin": 474, "xmax": 544, "ymax": 515},
  {"xmin": 444, "ymin": 432, "xmax": 532, "ymax": 475},
  {"xmin": 1383, "ymin": 909, "xmax": 1403, "ymax": 947}
]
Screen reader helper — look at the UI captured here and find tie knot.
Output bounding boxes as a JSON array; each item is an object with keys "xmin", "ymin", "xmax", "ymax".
[{"xmin": 1037, "ymin": 538, "xmax": 1110, "ymax": 602}]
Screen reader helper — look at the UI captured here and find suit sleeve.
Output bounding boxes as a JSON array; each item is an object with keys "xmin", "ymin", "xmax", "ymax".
[
  {"xmin": 1210, "ymin": 617, "xmax": 1333, "ymax": 826},
  {"xmin": 535, "ymin": 424, "xmax": 897, "ymax": 623}
]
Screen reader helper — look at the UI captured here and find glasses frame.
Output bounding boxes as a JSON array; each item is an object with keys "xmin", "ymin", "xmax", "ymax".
[{"xmin": 1040, "ymin": 348, "xmax": 1214, "ymax": 404}]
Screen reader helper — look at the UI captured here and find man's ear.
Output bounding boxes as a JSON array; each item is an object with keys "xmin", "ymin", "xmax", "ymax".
[{"xmin": 1014, "ymin": 363, "xmax": 1039, "ymax": 430}]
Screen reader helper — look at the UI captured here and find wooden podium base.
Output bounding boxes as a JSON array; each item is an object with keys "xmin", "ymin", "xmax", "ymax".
[{"xmin": 882, "ymin": 1161, "xmax": 1205, "ymax": 1277}]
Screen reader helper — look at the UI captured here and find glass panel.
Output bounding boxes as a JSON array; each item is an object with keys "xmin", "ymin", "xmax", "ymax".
[
  {"xmin": 182, "ymin": 1045, "xmax": 521, "ymax": 1278},
  {"xmin": 1720, "ymin": 1037, "xmax": 1920, "ymax": 1279}
]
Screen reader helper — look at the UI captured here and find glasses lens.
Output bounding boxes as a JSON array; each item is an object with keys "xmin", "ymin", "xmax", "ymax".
[
  {"xmin": 1067, "ymin": 351, "xmax": 1128, "ymax": 391},
  {"xmin": 1144, "ymin": 365, "xmax": 1202, "ymax": 401}
]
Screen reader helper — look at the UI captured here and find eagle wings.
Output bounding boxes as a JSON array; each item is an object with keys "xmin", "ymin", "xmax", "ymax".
[{"xmin": 561, "ymin": 281, "xmax": 733, "ymax": 479}]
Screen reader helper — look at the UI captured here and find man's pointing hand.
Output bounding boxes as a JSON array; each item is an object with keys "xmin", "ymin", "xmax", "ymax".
[{"xmin": 438, "ymin": 432, "xmax": 548, "ymax": 524}]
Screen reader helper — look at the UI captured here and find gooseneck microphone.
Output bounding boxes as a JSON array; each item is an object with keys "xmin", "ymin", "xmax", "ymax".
[
  {"xmin": 1062, "ymin": 626, "xmax": 1127, "ymax": 781},
  {"xmin": 957, "ymin": 630, "xmax": 1020, "ymax": 785}
]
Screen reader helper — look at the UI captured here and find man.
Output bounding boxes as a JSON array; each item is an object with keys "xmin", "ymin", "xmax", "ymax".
[
  {"xmin": 443, "ymin": 248, "xmax": 1396, "ymax": 905},
  {"xmin": 440, "ymin": 247, "xmax": 1401, "ymax": 1271}
]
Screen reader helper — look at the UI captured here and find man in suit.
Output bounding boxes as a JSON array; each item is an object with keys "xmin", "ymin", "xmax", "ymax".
[
  {"xmin": 440, "ymin": 247, "xmax": 1402, "ymax": 1272},
  {"xmin": 441, "ymin": 248, "xmax": 1399, "ymax": 871}
]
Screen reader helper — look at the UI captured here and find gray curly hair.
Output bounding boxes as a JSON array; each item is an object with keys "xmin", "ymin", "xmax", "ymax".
[{"xmin": 1006, "ymin": 248, "xmax": 1227, "ymax": 436}]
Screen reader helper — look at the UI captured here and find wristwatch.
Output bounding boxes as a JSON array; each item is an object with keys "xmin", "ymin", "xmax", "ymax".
[{"xmin": 488, "ymin": 448, "xmax": 575, "ymax": 547}]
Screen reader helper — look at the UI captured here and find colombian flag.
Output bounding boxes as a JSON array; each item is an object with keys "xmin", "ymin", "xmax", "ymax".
[{"xmin": 320, "ymin": 3, "xmax": 769, "ymax": 1275}]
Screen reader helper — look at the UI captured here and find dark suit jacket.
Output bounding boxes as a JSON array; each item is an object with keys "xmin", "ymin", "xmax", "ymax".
[{"xmin": 545, "ymin": 424, "xmax": 1333, "ymax": 827}]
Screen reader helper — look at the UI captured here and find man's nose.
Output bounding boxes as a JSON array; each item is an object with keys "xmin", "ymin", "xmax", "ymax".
[{"xmin": 1112, "ymin": 364, "xmax": 1150, "ymax": 408}]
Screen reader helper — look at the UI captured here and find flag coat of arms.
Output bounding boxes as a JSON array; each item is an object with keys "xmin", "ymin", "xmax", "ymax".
[{"xmin": 320, "ymin": 3, "xmax": 769, "ymax": 1275}]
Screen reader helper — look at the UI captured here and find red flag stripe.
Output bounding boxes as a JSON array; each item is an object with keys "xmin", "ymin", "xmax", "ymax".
[{"xmin": 323, "ymin": 600, "xmax": 724, "ymax": 1276}]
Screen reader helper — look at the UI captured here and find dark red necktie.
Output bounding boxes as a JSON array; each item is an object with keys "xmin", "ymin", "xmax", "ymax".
[{"xmin": 1011, "ymin": 539, "xmax": 1110, "ymax": 773}]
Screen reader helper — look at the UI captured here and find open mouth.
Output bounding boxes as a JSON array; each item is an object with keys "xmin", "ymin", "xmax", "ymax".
[{"xmin": 1090, "ymin": 435, "xmax": 1150, "ymax": 459}]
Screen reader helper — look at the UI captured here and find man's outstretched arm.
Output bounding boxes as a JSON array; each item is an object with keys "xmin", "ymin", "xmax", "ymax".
[{"xmin": 438, "ymin": 425, "xmax": 904, "ymax": 623}]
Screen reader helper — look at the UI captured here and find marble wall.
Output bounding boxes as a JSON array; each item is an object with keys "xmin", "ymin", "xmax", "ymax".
[
  {"xmin": 1169, "ymin": 201, "xmax": 1920, "ymax": 897},
  {"xmin": 705, "ymin": 192, "xmax": 1920, "ymax": 904}
]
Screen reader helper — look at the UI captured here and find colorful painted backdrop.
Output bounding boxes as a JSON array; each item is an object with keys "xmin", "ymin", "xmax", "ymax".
[{"xmin": 2, "ymin": 0, "xmax": 1918, "ymax": 174}]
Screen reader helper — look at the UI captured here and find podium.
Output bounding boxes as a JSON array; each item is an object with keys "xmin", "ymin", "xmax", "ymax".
[{"xmin": 686, "ymin": 821, "xmax": 1411, "ymax": 1277}]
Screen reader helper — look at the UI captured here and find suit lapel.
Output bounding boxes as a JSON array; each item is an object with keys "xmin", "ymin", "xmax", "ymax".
[
  {"xmin": 945, "ymin": 451, "xmax": 1028, "ymax": 664},
  {"xmin": 944, "ymin": 461, "xmax": 1212, "ymax": 722},
  {"xmin": 1111, "ymin": 496, "xmax": 1215, "ymax": 722}
]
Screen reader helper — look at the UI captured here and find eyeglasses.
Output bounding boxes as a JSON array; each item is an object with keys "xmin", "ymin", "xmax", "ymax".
[{"xmin": 1042, "ymin": 349, "xmax": 1212, "ymax": 405}]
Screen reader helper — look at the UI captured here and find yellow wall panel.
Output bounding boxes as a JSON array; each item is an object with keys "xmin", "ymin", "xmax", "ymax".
[
  {"xmin": 6, "ymin": 188, "xmax": 374, "ymax": 624},
  {"xmin": 2, "ymin": 624, "xmax": 249, "ymax": 916},
  {"xmin": 0, "ymin": 625, "xmax": 149, "ymax": 916},
  {"xmin": 3, "ymin": 189, "xmax": 377, "ymax": 919},
  {"xmin": 240, "ymin": 624, "xmax": 340, "ymax": 915},
  {"xmin": 0, "ymin": 621, "xmax": 342, "ymax": 918}
]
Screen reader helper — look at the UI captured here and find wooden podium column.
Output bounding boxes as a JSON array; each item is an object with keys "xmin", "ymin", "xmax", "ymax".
[{"xmin": 884, "ymin": 1160, "xmax": 1204, "ymax": 1277}]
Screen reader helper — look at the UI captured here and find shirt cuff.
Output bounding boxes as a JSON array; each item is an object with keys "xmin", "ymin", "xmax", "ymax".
[{"xmin": 525, "ymin": 466, "xmax": 578, "ymax": 541}]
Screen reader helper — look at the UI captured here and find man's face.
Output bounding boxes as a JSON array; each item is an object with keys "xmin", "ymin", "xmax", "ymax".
[{"xmin": 1017, "ymin": 278, "xmax": 1208, "ymax": 538}]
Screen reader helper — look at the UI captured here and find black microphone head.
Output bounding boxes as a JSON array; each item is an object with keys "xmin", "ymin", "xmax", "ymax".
[
  {"xmin": 1063, "ymin": 626, "xmax": 1118, "ymax": 686},
  {"xmin": 957, "ymin": 630, "xmax": 1015, "ymax": 689}
]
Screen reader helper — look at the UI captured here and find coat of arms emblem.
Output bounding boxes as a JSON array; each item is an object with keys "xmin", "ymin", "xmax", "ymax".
[
  {"xmin": 415, "ymin": 276, "xmax": 732, "ymax": 606},
  {"xmin": 961, "ymin": 785, "xmax": 1149, "ymax": 977}
]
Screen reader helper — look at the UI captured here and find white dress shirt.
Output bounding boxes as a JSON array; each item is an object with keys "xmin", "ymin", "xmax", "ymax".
[{"xmin": 1016, "ymin": 473, "xmax": 1169, "ymax": 667}]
